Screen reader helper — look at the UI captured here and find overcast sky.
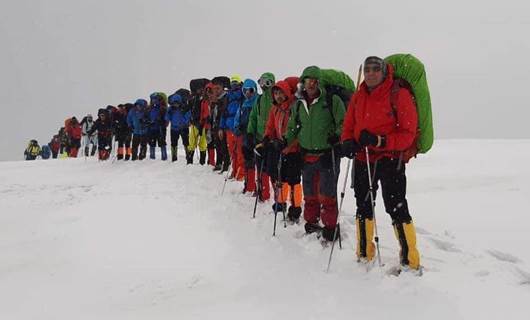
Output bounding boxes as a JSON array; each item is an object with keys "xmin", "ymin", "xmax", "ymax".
[{"xmin": 1, "ymin": 0, "xmax": 529, "ymax": 161}]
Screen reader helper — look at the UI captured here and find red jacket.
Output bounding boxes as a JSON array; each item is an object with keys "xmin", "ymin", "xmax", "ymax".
[
  {"xmin": 264, "ymin": 80, "xmax": 299, "ymax": 154},
  {"xmin": 341, "ymin": 65, "xmax": 417, "ymax": 162},
  {"xmin": 66, "ymin": 123, "xmax": 82, "ymax": 140}
]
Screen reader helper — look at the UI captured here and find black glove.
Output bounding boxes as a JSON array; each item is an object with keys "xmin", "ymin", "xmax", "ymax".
[
  {"xmin": 341, "ymin": 139, "xmax": 361, "ymax": 159},
  {"xmin": 245, "ymin": 133, "xmax": 255, "ymax": 149},
  {"xmin": 359, "ymin": 130, "xmax": 386, "ymax": 148},
  {"xmin": 327, "ymin": 134, "xmax": 340, "ymax": 146},
  {"xmin": 271, "ymin": 138, "xmax": 287, "ymax": 151}
]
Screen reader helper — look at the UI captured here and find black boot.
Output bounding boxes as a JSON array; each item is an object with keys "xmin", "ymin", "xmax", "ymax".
[
  {"xmin": 84, "ymin": 147, "xmax": 89, "ymax": 157},
  {"xmin": 171, "ymin": 147, "xmax": 178, "ymax": 162},
  {"xmin": 90, "ymin": 146, "xmax": 96, "ymax": 156},
  {"xmin": 322, "ymin": 225, "xmax": 340, "ymax": 242},
  {"xmin": 304, "ymin": 222, "xmax": 322, "ymax": 234},
  {"xmin": 199, "ymin": 151, "xmax": 206, "ymax": 165},
  {"xmin": 117, "ymin": 154, "xmax": 123, "ymax": 160},
  {"xmin": 287, "ymin": 206, "xmax": 302, "ymax": 222},
  {"xmin": 186, "ymin": 151, "xmax": 194, "ymax": 164},
  {"xmin": 271, "ymin": 203, "xmax": 286, "ymax": 212}
]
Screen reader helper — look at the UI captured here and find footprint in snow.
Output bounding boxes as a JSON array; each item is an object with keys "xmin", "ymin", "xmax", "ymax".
[
  {"xmin": 427, "ymin": 237, "xmax": 462, "ymax": 253},
  {"xmin": 487, "ymin": 249, "xmax": 521, "ymax": 264},
  {"xmin": 514, "ymin": 268, "xmax": 530, "ymax": 286}
]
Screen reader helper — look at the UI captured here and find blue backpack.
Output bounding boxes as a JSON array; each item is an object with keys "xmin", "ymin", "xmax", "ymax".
[{"xmin": 41, "ymin": 145, "xmax": 51, "ymax": 159}]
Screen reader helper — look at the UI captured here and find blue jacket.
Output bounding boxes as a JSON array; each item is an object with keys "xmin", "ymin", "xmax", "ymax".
[
  {"xmin": 220, "ymin": 86, "xmax": 244, "ymax": 131},
  {"xmin": 165, "ymin": 106, "xmax": 191, "ymax": 131},
  {"xmin": 147, "ymin": 105, "xmax": 166, "ymax": 133},
  {"xmin": 127, "ymin": 107, "xmax": 149, "ymax": 135},
  {"xmin": 234, "ymin": 79, "xmax": 258, "ymax": 137}
]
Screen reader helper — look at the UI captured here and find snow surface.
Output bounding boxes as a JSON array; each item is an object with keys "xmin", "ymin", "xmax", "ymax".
[{"xmin": 1, "ymin": 140, "xmax": 529, "ymax": 319}]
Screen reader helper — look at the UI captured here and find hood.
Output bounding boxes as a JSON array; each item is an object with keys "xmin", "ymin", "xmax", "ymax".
[
  {"xmin": 260, "ymin": 72, "xmax": 275, "ymax": 83},
  {"xmin": 272, "ymin": 80, "xmax": 294, "ymax": 103},
  {"xmin": 300, "ymin": 66, "xmax": 322, "ymax": 82},
  {"xmin": 242, "ymin": 79, "xmax": 258, "ymax": 108}
]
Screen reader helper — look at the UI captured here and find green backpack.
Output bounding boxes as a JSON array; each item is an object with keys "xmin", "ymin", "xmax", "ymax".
[
  {"xmin": 384, "ymin": 54, "xmax": 433, "ymax": 154},
  {"xmin": 319, "ymin": 69, "xmax": 356, "ymax": 107}
]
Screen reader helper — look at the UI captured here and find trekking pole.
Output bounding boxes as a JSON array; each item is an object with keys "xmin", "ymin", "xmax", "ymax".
[
  {"xmin": 365, "ymin": 146, "xmax": 382, "ymax": 267},
  {"xmin": 326, "ymin": 148, "xmax": 345, "ymax": 272},
  {"xmin": 252, "ymin": 148, "xmax": 265, "ymax": 219}
]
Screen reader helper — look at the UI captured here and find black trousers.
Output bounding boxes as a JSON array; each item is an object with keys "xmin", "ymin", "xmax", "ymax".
[
  {"xmin": 354, "ymin": 157, "xmax": 412, "ymax": 224},
  {"xmin": 131, "ymin": 135, "xmax": 148, "ymax": 160},
  {"xmin": 267, "ymin": 150, "xmax": 302, "ymax": 185},
  {"xmin": 148, "ymin": 129, "xmax": 167, "ymax": 147},
  {"xmin": 213, "ymin": 130, "xmax": 230, "ymax": 167},
  {"xmin": 117, "ymin": 132, "xmax": 132, "ymax": 149},
  {"xmin": 170, "ymin": 128, "xmax": 189, "ymax": 148}
]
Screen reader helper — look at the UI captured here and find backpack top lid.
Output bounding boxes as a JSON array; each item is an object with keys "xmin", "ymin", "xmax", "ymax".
[
  {"xmin": 211, "ymin": 76, "xmax": 231, "ymax": 90},
  {"xmin": 189, "ymin": 78, "xmax": 210, "ymax": 93},
  {"xmin": 384, "ymin": 53, "xmax": 433, "ymax": 154},
  {"xmin": 319, "ymin": 69, "xmax": 356, "ymax": 92}
]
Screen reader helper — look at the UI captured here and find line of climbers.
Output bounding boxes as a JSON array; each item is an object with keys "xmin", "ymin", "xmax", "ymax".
[{"xmin": 27, "ymin": 54, "xmax": 433, "ymax": 272}]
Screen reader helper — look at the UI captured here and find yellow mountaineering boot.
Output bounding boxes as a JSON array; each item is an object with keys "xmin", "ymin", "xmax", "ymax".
[
  {"xmin": 393, "ymin": 221, "xmax": 421, "ymax": 270},
  {"xmin": 356, "ymin": 217, "xmax": 376, "ymax": 262}
]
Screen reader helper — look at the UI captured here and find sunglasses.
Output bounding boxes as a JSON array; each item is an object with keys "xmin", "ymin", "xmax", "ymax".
[
  {"xmin": 258, "ymin": 78, "xmax": 274, "ymax": 87},
  {"xmin": 364, "ymin": 65, "xmax": 382, "ymax": 73}
]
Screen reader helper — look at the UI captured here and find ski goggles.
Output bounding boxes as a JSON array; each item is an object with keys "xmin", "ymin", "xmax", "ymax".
[{"xmin": 258, "ymin": 78, "xmax": 274, "ymax": 88}]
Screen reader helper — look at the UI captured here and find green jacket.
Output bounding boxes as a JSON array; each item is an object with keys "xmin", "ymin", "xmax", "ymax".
[
  {"xmin": 247, "ymin": 72, "xmax": 275, "ymax": 141},
  {"xmin": 285, "ymin": 87, "xmax": 345, "ymax": 152}
]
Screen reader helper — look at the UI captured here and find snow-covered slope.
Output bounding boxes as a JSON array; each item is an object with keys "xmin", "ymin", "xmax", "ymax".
[{"xmin": 1, "ymin": 140, "xmax": 529, "ymax": 319}]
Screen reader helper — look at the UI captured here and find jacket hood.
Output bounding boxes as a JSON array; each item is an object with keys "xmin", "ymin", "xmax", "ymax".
[
  {"xmin": 272, "ymin": 80, "xmax": 294, "ymax": 102},
  {"xmin": 260, "ymin": 72, "xmax": 275, "ymax": 83},
  {"xmin": 300, "ymin": 66, "xmax": 322, "ymax": 82},
  {"xmin": 242, "ymin": 79, "xmax": 257, "ymax": 92}
]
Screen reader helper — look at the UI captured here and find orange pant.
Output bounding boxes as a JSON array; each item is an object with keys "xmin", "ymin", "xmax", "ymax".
[
  {"xmin": 226, "ymin": 131, "xmax": 245, "ymax": 180},
  {"xmin": 276, "ymin": 182, "xmax": 303, "ymax": 207}
]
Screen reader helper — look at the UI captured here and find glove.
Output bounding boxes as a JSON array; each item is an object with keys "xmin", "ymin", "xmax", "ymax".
[
  {"xmin": 327, "ymin": 134, "xmax": 340, "ymax": 146},
  {"xmin": 341, "ymin": 139, "xmax": 360, "ymax": 159},
  {"xmin": 271, "ymin": 138, "xmax": 287, "ymax": 152},
  {"xmin": 245, "ymin": 133, "xmax": 255, "ymax": 149},
  {"xmin": 359, "ymin": 130, "xmax": 386, "ymax": 148}
]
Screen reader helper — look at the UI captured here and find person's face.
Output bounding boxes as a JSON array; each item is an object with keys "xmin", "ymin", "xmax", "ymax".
[
  {"xmin": 273, "ymin": 88, "xmax": 287, "ymax": 104},
  {"xmin": 243, "ymin": 87, "xmax": 255, "ymax": 99},
  {"xmin": 303, "ymin": 78, "xmax": 319, "ymax": 98},
  {"xmin": 364, "ymin": 64, "xmax": 384, "ymax": 89},
  {"xmin": 258, "ymin": 78, "xmax": 273, "ymax": 91},
  {"xmin": 212, "ymin": 84, "xmax": 223, "ymax": 98}
]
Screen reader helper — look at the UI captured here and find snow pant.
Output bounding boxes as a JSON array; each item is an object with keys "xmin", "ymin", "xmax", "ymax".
[
  {"xmin": 302, "ymin": 151, "xmax": 340, "ymax": 229},
  {"xmin": 188, "ymin": 125, "xmax": 208, "ymax": 152},
  {"xmin": 170, "ymin": 127, "xmax": 189, "ymax": 162},
  {"xmin": 116, "ymin": 132, "xmax": 132, "ymax": 160},
  {"xmin": 353, "ymin": 157, "xmax": 419, "ymax": 268},
  {"xmin": 131, "ymin": 134, "xmax": 148, "ymax": 161},
  {"xmin": 69, "ymin": 138, "xmax": 81, "ymax": 158},
  {"xmin": 82, "ymin": 135, "xmax": 97, "ymax": 157},
  {"xmin": 97, "ymin": 135, "xmax": 112, "ymax": 160},
  {"xmin": 213, "ymin": 129, "xmax": 230, "ymax": 171},
  {"xmin": 148, "ymin": 129, "xmax": 167, "ymax": 160},
  {"xmin": 226, "ymin": 131, "xmax": 245, "ymax": 180},
  {"xmin": 267, "ymin": 150, "xmax": 303, "ymax": 214},
  {"xmin": 254, "ymin": 142, "xmax": 270, "ymax": 201}
]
